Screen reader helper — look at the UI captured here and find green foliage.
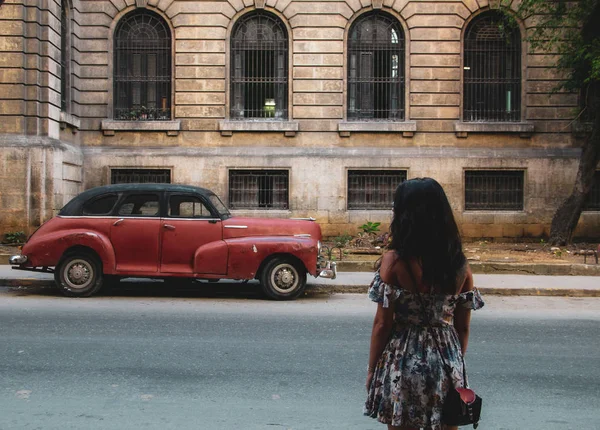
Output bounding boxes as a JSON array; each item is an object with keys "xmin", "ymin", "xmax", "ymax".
[
  {"xmin": 333, "ymin": 234, "xmax": 352, "ymax": 248},
  {"xmin": 517, "ymin": 0, "xmax": 600, "ymax": 94},
  {"xmin": 4, "ymin": 231, "xmax": 26, "ymax": 244},
  {"xmin": 359, "ymin": 221, "xmax": 381, "ymax": 234}
]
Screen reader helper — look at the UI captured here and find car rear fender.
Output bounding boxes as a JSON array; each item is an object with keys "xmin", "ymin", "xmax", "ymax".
[
  {"xmin": 225, "ymin": 236, "xmax": 319, "ymax": 279},
  {"xmin": 23, "ymin": 230, "xmax": 116, "ymax": 274}
]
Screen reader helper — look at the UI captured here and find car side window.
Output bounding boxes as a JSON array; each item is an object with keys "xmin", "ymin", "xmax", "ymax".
[
  {"xmin": 82, "ymin": 194, "xmax": 119, "ymax": 216},
  {"xmin": 117, "ymin": 194, "xmax": 160, "ymax": 217},
  {"xmin": 169, "ymin": 195, "xmax": 212, "ymax": 218}
]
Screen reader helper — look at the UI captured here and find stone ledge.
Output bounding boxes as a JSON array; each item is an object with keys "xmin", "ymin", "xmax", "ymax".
[
  {"xmin": 100, "ymin": 120, "xmax": 181, "ymax": 136},
  {"xmin": 454, "ymin": 121, "xmax": 534, "ymax": 138},
  {"xmin": 338, "ymin": 121, "xmax": 417, "ymax": 137},
  {"xmin": 219, "ymin": 120, "xmax": 299, "ymax": 136},
  {"xmin": 60, "ymin": 111, "xmax": 80, "ymax": 132}
]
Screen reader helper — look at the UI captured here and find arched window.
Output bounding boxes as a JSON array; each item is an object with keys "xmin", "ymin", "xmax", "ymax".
[
  {"xmin": 347, "ymin": 12, "xmax": 405, "ymax": 120},
  {"xmin": 114, "ymin": 10, "xmax": 171, "ymax": 121},
  {"xmin": 463, "ymin": 11, "xmax": 521, "ymax": 122},
  {"xmin": 230, "ymin": 11, "xmax": 288, "ymax": 119},
  {"xmin": 60, "ymin": 0, "xmax": 71, "ymax": 112}
]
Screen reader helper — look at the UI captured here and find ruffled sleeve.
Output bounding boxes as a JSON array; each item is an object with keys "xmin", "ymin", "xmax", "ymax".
[
  {"xmin": 456, "ymin": 288, "xmax": 485, "ymax": 310},
  {"xmin": 368, "ymin": 271, "xmax": 402, "ymax": 308}
]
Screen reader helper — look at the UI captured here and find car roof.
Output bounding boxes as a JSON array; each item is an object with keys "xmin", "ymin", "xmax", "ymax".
[{"xmin": 59, "ymin": 183, "xmax": 215, "ymax": 216}]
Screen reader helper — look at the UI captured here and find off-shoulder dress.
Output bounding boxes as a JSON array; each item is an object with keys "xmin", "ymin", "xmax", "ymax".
[{"xmin": 364, "ymin": 270, "xmax": 484, "ymax": 429}]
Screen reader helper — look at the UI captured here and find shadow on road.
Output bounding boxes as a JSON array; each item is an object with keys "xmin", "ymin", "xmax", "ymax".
[{"xmin": 2, "ymin": 279, "xmax": 330, "ymax": 301}]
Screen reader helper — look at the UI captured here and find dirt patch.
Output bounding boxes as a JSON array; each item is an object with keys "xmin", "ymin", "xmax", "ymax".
[{"xmin": 322, "ymin": 239, "xmax": 600, "ymax": 265}]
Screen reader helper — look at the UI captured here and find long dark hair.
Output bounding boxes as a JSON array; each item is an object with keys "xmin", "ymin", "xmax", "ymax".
[{"xmin": 388, "ymin": 177, "xmax": 466, "ymax": 293}]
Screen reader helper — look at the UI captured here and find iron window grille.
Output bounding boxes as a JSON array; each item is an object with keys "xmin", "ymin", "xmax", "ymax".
[
  {"xmin": 230, "ymin": 11, "xmax": 288, "ymax": 119},
  {"xmin": 348, "ymin": 12, "xmax": 405, "ymax": 120},
  {"xmin": 464, "ymin": 11, "xmax": 521, "ymax": 122},
  {"xmin": 583, "ymin": 171, "xmax": 600, "ymax": 211},
  {"xmin": 60, "ymin": 0, "xmax": 70, "ymax": 112},
  {"xmin": 110, "ymin": 169, "xmax": 171, "ymax": 184},
  {"xmin": 229, "ymin": 170, "xmax": 289, "ymax": 209},
  {"xmin": 465, "ymin": 170, "xmax": 524, "ymax": 211},
  {"xmin": 114, "ymin": 10, "xmax": 171, "ymax": 121},
  {"xmin": 348, "ymin": 170, "xmax": 407, "ymax": 209}
]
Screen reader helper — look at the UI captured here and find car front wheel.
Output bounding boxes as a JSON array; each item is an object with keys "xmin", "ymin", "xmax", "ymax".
[
  {"xmin": 55, "ymin": 252, "xmax": 103, "ymax": 297},
  {"xmin": 260, "ymin": 258, "xmax": 307, "ymax": 300}
]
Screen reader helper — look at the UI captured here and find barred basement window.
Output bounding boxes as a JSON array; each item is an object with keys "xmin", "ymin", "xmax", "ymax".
[
  {"xmin": 348, "ymin": 170, "xmax": 407, "ymax": 210},
  {"xmin": 229, "ymin": 170, "xmax": 289, "ymax": 209},
  {"xmin": 465, "ymin": 170, "xmax": 524, "ymax": 211},
  {"xmin": 110, "ymin": 169, "xmax": 171, "ymax": 184},
  {"xmin": 348, "ymin": 12, "xmax": 405, "ymax": 120},
  {"xmin": 60, "ymin": 0, "xmax": 71, "ymax": 112},
  {"xmin": 230, "ymin": 11, "xmax": 288, "ymax": 119},
  {"xmin": 114, "ymin": 10, "xmax": 171, "ymax": 121},
  {"xmin": 583, "ymin": 171, "xmax": 600, "ymax": 211},
  {"xmin": 464, "ymin": 11, "xmax": 521, "ymax": 122}
]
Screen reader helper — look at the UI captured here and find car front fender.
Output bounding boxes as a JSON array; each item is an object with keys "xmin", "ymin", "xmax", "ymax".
[{"xmin": 225, "ymin": 236, "xmax": 319, "ymax": 279}]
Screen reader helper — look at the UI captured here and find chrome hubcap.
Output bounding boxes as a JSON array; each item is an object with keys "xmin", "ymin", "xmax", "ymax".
[
  {"xmin": 64, "ymin": 259, "xmax": 93, "ymax": 289},
  {"xmin": 270, "ymin": 264, "xmax": 299, "ymax": 294}
]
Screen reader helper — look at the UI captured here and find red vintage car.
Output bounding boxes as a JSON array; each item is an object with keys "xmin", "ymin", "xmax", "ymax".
[{"xmin": 9, "ymin": 184, "xmax": 336, "ymax": 299}]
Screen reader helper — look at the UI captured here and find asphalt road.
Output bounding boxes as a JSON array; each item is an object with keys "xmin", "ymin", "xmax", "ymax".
[{"xmin": 0, "ymin": 290, "xmax": 599, "ymax": 430}]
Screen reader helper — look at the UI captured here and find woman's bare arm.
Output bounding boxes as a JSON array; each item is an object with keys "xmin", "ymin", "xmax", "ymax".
[
  {"xmin": 366, "ymin": 252, "xmax": 397, "ymax": 390},
  {"xmin": 453, "ymin": 264, "xmax": 474, "ymax": 355}
]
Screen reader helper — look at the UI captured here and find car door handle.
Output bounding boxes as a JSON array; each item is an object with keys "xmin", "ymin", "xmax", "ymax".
[
  {"xmin": 163, "ymin": 224, "xmax": 176, "ymax": 230},
  {"xmin": 113, "ymin": 218, "xmax": 124, "ymax": 226}
]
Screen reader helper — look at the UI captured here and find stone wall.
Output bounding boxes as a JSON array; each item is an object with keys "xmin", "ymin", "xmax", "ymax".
[{"xmin": 0, "ymin": 0, "xmax": 598, "ymax": 240}]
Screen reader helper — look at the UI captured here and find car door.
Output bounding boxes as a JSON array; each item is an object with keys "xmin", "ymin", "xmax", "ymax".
[
  {"xmin": 110, "ymin": 192, "xmax": 161, "ymax": 273},
  {"xmin": 160, "ymin": 193, "xmax": 227, "ymax": 274}
]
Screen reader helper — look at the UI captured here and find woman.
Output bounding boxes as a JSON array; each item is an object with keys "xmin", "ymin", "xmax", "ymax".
[{"xmin": 364, "ymin": 178, "xmax": 484, "ymax": 430}]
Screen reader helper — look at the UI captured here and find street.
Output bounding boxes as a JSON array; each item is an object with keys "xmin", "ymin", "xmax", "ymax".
[{"xmin": 0, "ymin": 288, "xmax": 599, "ymax": 430}]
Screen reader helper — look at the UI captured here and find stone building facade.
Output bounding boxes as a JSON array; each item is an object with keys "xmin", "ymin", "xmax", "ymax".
[{"xmin": 0, "ymin": 0, "xmax": 598, "ymax": 239}]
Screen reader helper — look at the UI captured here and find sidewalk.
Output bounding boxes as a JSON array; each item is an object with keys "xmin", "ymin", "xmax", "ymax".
[{"xmin": 1, "ymin": 265, "xmax": 599, "ymax": 297}]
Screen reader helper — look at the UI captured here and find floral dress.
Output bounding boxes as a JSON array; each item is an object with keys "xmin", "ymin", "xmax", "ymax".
[{"xmin": 364, "ymin": 270, "xmax": 484, "ymax": 429}]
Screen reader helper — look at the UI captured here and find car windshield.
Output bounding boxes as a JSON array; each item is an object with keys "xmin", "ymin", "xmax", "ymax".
[{"xmin": 208, "ymin": 193, "xmax": 231, "ymax": 218}]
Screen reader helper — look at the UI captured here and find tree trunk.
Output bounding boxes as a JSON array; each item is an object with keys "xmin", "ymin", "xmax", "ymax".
[{"xmin": 549, "ymin": 108, "xmax": 600, "ymax": 245}]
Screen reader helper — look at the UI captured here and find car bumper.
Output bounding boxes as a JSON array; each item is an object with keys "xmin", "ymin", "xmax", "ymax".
[
  {"xmin": 9, "ymin": 255, "xmax": 28, "ymax": 265},
  {"xmin": 318, "ymin": 260, "xmax": 337, "ymax": 280}
]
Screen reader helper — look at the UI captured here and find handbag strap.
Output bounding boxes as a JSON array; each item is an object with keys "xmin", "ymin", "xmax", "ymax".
[{"xmin": 404, "ymin": 260, "xmax": 467, "ymax": 388}]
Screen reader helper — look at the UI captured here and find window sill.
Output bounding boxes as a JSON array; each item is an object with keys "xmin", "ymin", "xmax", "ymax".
[
  {"xmin": 454, "ymin": 121, "xmax": 534, "ymax": 138},
  {"xmin": 219, "ymin": 120, "xmax": 299, "ymax": 137},
  {"xmin": 60, "ymin": 111, "xmax": 80, "ymax": 133},
  {"xmin": 337, "ymin": 121, "xmax": 417, "ymax": 137},
  {"xmin": 101, "ymin": 119, "xmax": 181, "ymax": 136}
]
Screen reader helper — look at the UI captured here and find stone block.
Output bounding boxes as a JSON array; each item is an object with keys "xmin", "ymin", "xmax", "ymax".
[
  {"xmin": 174, "ymin": 27, "xmax": 227, "ymax": 40},
  {"xmin": 293, "ymin": 66, "xmax": 344, "ymax": 79},
  {"xmin": 523, "ymin": 224, "xmax": 547, "ymax": 238},
  {"xmin": 294, "ymin": 79, "xmax": 343, "ymax": 92},
  {"xmin": 407, "ymin": 15, "xmax": 464, "ymax": 29},
  {"xmin": 410, "ymin": 93, "xmax": 460, "ymax": 106},
  {"xmin": 166, "ymin": 2, "xmax": 236, "ymax": 18},
  {"xmin": 175, "ymin": 40, "xmax": 226, "ymax": 53},
  {"xmin": 176, "ymin": 66, "xmax": 225, "ymax": 79},
  {"xmin": 502, "ymin": 224, "xmax": 525, "ymax": 238},
  {"xmin": 293, "ymin": 106, "xmax": 343, "ymax": 119},
  {"xmin": 411, "ymin": 81, "xmax": 460, "ymax": 93},
  {"xmin": 176, "ymin": 92, "xmax": 225, "ymax": 105},
  {"xmin": 293, "ymin": 53, "xmax": 343, "ymax": 66},
  {"xmin": 403, "ymin": 2, "xmax": 470, "ymax": 19},
  {"xmin": 411, "ymin": 67, "xmax": 460, "ymax": 80},
  {"xmin": 411, "ymin": 106, "xmax": 459, "ymax": 120},
  {"xmin": 172, "ymin": 14, "xmax": 230, "ymax": 28},
  {"xmin": 411, "ymin": 41, "xmax": 461, "ymax": 55},
  {"xmin": 293, "ymin": 93, "xmax": 343, "ymax": 106},
  {"xmin": 409, "ymin": 28, "xmax": 461, "ymax": 41},
  {"xmin": 293, "ymin": 41, "xmax": 344, "ymax": 54},
  {"xmin": 175, "ymin": 79, "xmax": 225, "ymax": 92},
  {"xmin": 285, "ymin": 2, "xmax": 353, "ymax": 19},
  {"xmin": 292, "ymin": 28, "xmax": 344, "ymax": 40},
  {"xmin": 175, "ymin": 53, "xmax": 226, "ymax": 66},
  {"xmin": 289, "ymin": 15, "xmax": 348, "ymax": 28}
]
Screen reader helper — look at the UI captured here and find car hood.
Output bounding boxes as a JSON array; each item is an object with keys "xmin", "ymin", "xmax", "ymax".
[{"xmin": 222, "ymin": 217, "xmax": 321, "ymax": 240}]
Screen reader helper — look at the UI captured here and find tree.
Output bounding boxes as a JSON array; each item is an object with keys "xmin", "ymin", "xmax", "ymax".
[{"xmin": 518, "ymin": 0, "xmax": 600, "ymax": 245}]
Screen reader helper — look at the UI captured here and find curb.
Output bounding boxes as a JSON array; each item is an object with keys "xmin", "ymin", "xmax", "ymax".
[
  {"xmin": 2, "ymin": 279, "xmax": 600, "ymax": 297},
  {"xmin": 334, "ymin": 261, "xmax": 600, "ymax": 276}
]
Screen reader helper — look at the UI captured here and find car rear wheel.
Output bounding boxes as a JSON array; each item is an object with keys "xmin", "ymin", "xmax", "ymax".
[
  {"xmin": 260, "ymin": 257, "xmax": 307, "ymax": 300},
  {"xmin": 55, "ymin": 252, "xmax": 103, "ymax": 297}
]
